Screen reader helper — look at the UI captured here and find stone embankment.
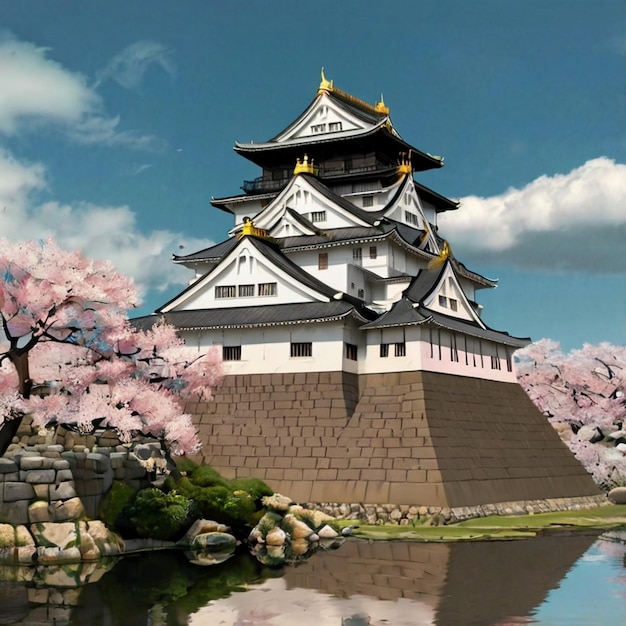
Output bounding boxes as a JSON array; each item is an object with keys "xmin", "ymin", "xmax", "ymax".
[{"xmin": 308, "ymin": 494, "xmax": 609, "ymax": 525}]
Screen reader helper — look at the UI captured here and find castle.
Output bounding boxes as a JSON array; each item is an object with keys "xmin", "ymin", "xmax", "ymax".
[{"xmin": 135, "ymin": 72, "xmax": 599, "ymax": 510}]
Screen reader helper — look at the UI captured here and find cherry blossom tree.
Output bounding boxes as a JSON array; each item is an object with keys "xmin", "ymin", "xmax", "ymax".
[
  {"xmin": 516, "ymin": 339, "xmax": 626, "ymax": 489},
  {"xmin": 0, "ymin": 238, "xmax": 221, "ymax": 458}
]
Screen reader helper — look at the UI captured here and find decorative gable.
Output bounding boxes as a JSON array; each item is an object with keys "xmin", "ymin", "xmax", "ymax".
[
  {"xmin": 250, "ymin": 175, "xmax": 373, "ymax": 233},
  {"xmin": 422, "ymin": 262, "xmax": 484, "ymax": 325},
  {"xmin": 382, "ymin": 175, "xmax": 440, "ymax": 254},
  {"xmin": 273, "ymin": 92, "xmax": 377, "ymax": 143},
  {"xmin": 160, "ymin": 239, "xmax": 332, "ymax": 313}
]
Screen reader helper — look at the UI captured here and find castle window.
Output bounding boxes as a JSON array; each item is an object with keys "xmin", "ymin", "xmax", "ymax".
[
  {"xmin": 362, "ymin": 195, "xmax": 374, "ymax": 207},
  {"xmin": 352, "ymin": 248, "xmax": 362, "ymax": 263},
  {"xmin": 345, "ymin": 343, "xmax": 358, "ymax": 361},
  {"xmin": 238, "ymin": 284, "xmax": 255, "ymax": 297},
  {"xmin": 311, "ymin": 210, "xmax": 326, "ymax": 223},
  {"xmin": 369, "ymin": 246, "xmax": 377, "ymax": 259},
  {"xmin": 215, "ymin": 285, "xmax": 236, "ymax": 299},
  {"xmin": 405, "ymin": 211, "xmax": 419, "ymax": 226},
  {"xmin": 318, "ymin": 252, "xmax": 328, "ymax": 270},
  {"xmin": 450, "ymin": 334, "xmax": 459, "ymax": 362},
  {"xmin": 329, "ymin": 121, "xmax": 342, "ymax": 132},
  {"xmin": 311, "ymin": 123, "xmax": 326, "ymax": 134},
  {"xmin": 394, "ymin": 342, "xmax": 406, "ymax": 357},
  {"xmin": 449, "ymin": 298, "xmax": 458, "ymax": 311},
  {"xmin": 291, "ymin": 342, "xmax": 312, "ymax": 358},
  {"xmin": 357, "ymin": 288, "xmax": 365, "ymax": 299},
  {"xmin": 491, "ymin": 355, "xmax": 501, "ymax": 370},
  {"xmin": 222, "ymin": 346, "xmax": 242, "ymax": 361},
  {"xmin": 380, "ymin": 343, "xmax": 390, "ymax": 358},
  {"xmin": 439, "ymin": 295, "xmax": 447, "ymax": 307},
  {"xmin": 506, "ymin": 351, "xmax": 513, "ymax": 372},
  {"xmin": 258, "ymin": 282, "xmax": 277, "ymax": 296}
]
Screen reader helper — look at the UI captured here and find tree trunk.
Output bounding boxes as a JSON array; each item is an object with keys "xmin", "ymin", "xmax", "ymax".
[{"xmin": 0, "ymin": 351, "xmax": 32, "ymax": 457}]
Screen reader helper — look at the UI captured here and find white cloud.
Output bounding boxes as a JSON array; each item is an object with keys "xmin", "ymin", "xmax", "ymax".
[
  {"xmin": 0, "ymin": 33, "xmax": 162, "ymax": 149},
  {"xmin": 94, "ymin": 41, "xmax": 176, "ymax": 90},
  {"xmin": 0, "ymin": 149, "xmax": 213, "ymax": 302},
  {"xmin": 438, "ymin": 158, "xmax": 626, "ymax": 273}
]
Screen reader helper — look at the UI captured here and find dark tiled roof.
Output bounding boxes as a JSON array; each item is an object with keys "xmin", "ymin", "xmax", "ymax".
[
  {"xmin": 134, "ymin": 300, "xmax": 374, "ymax": 332},
  {"xmin": 360, "ymin": 298, "xmax": 431, "ymax": 329},
  {"xmin": 173, "ymin": 237, "xmax": 238, "ymax": 263},
  {"xmin": 403, "ymin": 264, "xmax": 445, "ymax": 303}
]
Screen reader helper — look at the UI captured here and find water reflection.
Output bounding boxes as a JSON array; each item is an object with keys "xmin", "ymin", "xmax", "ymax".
[{"xmin": 1, "ymin": 533, "xmax": 624, "ymax": 626}]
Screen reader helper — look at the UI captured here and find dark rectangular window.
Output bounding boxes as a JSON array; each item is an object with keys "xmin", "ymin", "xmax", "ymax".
[
  {"xmin": 291, "ymin": 342, "xmax": 312, "ymax": 357},
  {"xmin": 405, "ymin": 211, "xmax": 418, "ymax": 226},
  {"xmin": 222, "ymin": 346, "xmax": 242, "ymax": 361},
  {"xmin": 450, "ymin": 334, "xmax": 459, "ymax": 362},
  {"xmin": 438, "ymin": 295, "xmax": 447, "ymax": 307},
  {"xmin": 318, "ymin": 252, "xmax": 328, "ymax": 270},
  {"xmin": 380, "ymin": 343, "xmax": 389, "ymax": 358},
  {"xmin": 362, "ymin": 195, "xmax": 374, "ymax": 207},
  {"xmin": 311, "ymin": 210, "xmax": 326, "ymax": 222},
  {"xmin": 352, "ymin": 248, "xmax": 362, "ymax": 263},
  {"xmin": 258, "ymin": 282, "xmax": 277, "ymax": 296},
  {"xmin": 369, "ymin": 246, "xmax": 377, "ymax": 259},
  {"xmin": 345, "ymin": 343, "xmax": 358, "ymax": 361},
  {"xmin": 215, "ymin": 285, "xmax": 236, "ymax": 298},
  {"xmin": 449, "ymin": 298, "xmax": 458, "ymax": 312},
  {"xmin": 329, "ymin": 121, "xmax": 342, "ymax": 132},
  {"xmin": 238, "ymin": 284, "xmax": 254, "ymax": 297},
  {"xmin": 394, "ymin": 342, "xmax": 406, "ymax": 357},
  {"xmin": 491, "ymin": 355, "xmax": 501, "ymax": 370}
]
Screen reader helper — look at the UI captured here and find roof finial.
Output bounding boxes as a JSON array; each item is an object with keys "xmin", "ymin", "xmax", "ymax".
[
  {"xmin": 318, "ymin": 67, "xmax": 333, "ymax": 94},
  {"xmin": 375, "ymin": 92, "xmax": 389, "ymax": 115},
  {"xmin": 294, "ymin": 154, "xmax": 319, "ymax": 176}
]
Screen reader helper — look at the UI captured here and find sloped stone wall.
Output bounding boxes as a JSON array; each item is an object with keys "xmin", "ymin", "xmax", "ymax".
[
  {"xmin": 0, "ymin": 428, "xmax": 153, "ymax": 525},
  {"xmin": 189, "ymin": 369, "xmax": 601, "ymax": 509}
]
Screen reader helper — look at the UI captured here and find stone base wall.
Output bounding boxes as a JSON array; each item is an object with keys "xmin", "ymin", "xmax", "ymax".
[
  {"xmin": 189, "ymin": 369, "xmax": 601, "ymax": 508},
  {"xmin": 0, "ymin": 424, "xmax": 155, "ymax": 524}
]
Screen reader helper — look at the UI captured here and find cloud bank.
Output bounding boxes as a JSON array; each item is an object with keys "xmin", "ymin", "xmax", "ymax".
[
  {"xmin": 0, "ymin": 33, "xmax": 162, "ymax": 149},
  {"xmin": 438, "ymin": 158, "xmax": 626, "ymax": 273}
]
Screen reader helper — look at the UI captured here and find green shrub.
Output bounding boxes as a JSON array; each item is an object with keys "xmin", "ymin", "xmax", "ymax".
[
  {"xmin": 129, "ymin": 488, "xmax": 194, "ymax": 541},
  {"xmin": 99, "ymin": 481, "xmax": 137, "ymax": 533},
  {"xmin": 187, "ymin": 465, "xmax": 228, "ymax": 488},
  {"xmin": 230, "ymin": 477, "xmax": 273, "ymax": 504}
]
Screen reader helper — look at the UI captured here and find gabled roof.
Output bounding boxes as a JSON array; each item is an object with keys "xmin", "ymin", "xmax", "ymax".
[
  {"xmin": 233, "ymin": 75, "xmax": 444, "ymax": 172},
  {"xmin": 135, "ymin": 299, "xmax": 376, "ymax": 332},
  {"xmin": 163, "ymin": 233, "xmax": 367, "ymax": 313}
]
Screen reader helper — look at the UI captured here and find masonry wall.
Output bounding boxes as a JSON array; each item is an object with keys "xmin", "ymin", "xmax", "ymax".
[{"xmin": 189, "ymin": 370, "xmax": 600, "ymax": 507}]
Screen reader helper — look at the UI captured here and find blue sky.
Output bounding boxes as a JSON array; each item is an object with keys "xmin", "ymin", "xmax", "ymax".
[{"xmin": 0, "ymin": 0, "xmax": 624, "ymax": 352}]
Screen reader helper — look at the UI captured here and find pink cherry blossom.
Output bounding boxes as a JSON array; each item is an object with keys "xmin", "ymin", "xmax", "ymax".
[
  {"xmin": 0, "ymin": 238, "xmax": 222, "ymax": 456},
  {"xmin": 517, "ymin": 339, "xmax": 626, "ymax": 488}
]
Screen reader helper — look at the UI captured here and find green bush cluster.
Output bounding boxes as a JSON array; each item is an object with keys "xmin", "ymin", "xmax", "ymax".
[
  {"xmin": 100, "ymin": 460, "xmax": 273, "ymax": 541},
  {"xmin": 164, "ymin": 460, "xmax": 272, "ymax": 531}
]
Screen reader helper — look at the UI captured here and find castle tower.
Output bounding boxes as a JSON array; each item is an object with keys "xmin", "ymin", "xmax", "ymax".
[{"xmin": 135, "ymin": 72, "xmax": 599, "ymax": 509}]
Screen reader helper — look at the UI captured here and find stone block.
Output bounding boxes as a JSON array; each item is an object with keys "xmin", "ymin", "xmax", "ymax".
[
  {"xmin": 49, "ymin": 481, "xmax": 77, "ymax": 502},
  {"xmin": 23, "ymin": 469, "xmax": 56, "ymax": 484},
  {"xmin": 0, "ymin": 458, "xmax": 18, "ymax": 474},
  {"xmin": 33, "ymin": 484, "xmax": 49, "ymax": 500},
  {"xmin": 28, "ymin": 501, "xmax": 52, "ymax": 523},
  {"xmin": 52, "ymin": 459, "xmax": 70, "ymax": 471},
  {"xmin": 49, "ymin": 497, "xmax": 86, "ymax": 522},
  {"xmin": 85, "ymin": 453, "xmax": 110, "ymax": 474},
  {"xmin": 1, "ymin": 500, "xmax": 29, "ymax": 525},
  {"xmin": 3, "ymin": 481, "xmax": 36, "ymax": 502}
]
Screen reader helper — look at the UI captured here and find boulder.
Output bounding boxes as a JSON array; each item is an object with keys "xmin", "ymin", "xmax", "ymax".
[
  {"xmin": 191, "ymin": 532, "xmax": 237, "ymax": 554},
  {"xmin": 317, "ymin": 524, "xmax": 339, "ymax": 539},
  {"xmin": 265, "ymin": 527, "xmax": 287, "ymax": 546},
  {"xmin": 282, "ymin": 514, "xmax": 314, "ymax": 540},
  {"xmin": 608, "ymin": 487, "xmax": 626, "ymax": 505},
  {"xmin": 178, "ymin": 519, "xmax": 230, "ymax": 547}
]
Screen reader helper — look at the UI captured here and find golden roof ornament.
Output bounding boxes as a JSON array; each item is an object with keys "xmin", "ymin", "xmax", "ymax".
[
  {"xmin": 316, "ymin": 69, "xmax": 389, "ymax": 116},
  {"xmin": 294, "ymin": 154, "xmax": 318, "ymax": 176},
  {"xmin": 318, "ymin": 67, "xmax": 333, "ymax": 94},
  {"xmin": 375, "ymin": 93, "xmax": 389, "ymax": 115},
  {"xmin": 397, "ymin": 152, "xmax": 412, "ymax": 175},
  {"xmin": 238, "ymin": 217, "xmax": 273, "ymax": 241}
]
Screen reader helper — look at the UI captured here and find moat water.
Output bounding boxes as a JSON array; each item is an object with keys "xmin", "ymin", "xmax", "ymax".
[{"xmin": 0, "ymin": 533, "xmax": 624, "ymax": 626}]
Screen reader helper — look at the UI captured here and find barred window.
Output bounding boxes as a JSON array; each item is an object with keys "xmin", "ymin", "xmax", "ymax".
[
  {"xmin": 258, "ymin": 282, "xmax": 277, "ymax": 296},
  {"xmin": 238, "ymin": 284, "xmax": 254, "ymax": 297},
  {"xmin": 380, "ymin": 343, "xmax": 390, "ymax": 358},
  {"xmin": 369, "ymin": 246, "xmax": 377, "ymax": 259},
  {"xmin": 291, "ymin": 342, "xmax": 312, "ymax": 357},
  {"xmin": 311, "ymin": 210, "xmax": 326, "ymax": 223},
  {"xmin": 405, "ymin": 211, "xmax": 419, "ymax": 226},
  {"xmin": 345, "ymin": 343, "xmax": 358, "ymax": 361},
  {"xmin": 362, "ymin": 195, "xmax": 374, "ymax": 207},
  {"xmin": 318, "ymin": 252, "xmax": 328, "ymax": 270},
  {"xmin": 352, "ymin": 248, "xmax": 362, "ymax": 262},
  {"xmin": 215, "ymin": 285, "xmax": 236, "ymax": 298},
  {"xmin": 222, "ymin": 346, "xmax": 242, "ymax": 361},
  {"xmin": 394, "ymin": 342, "xmax": 406, "ymax": 357},
  {"xmin": 329, "ymin": 121, "xmax": 342, "ymax": 132},
  {"xmin": 491, "ymin": 355, "xmax": 501, "ymax": 370},
  {"xmin": 311, "ymin": 124, "xmax": 326, "ymax": 133}
]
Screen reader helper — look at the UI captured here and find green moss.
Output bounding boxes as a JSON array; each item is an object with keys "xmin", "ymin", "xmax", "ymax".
[
  {"xmin": 230, "ymin": 477, "xmax": 273, "ymax": 504},
  {"xmin": 99, "ymin": 481, "xmax": 137, "ymax": 531},
  {"xmin": 187, "ymin": 465, "xmax": 228, "ymax": 488},
  {"xmin": 129, "ymin": 488, "xmax": 194, "ymax": 541}
]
